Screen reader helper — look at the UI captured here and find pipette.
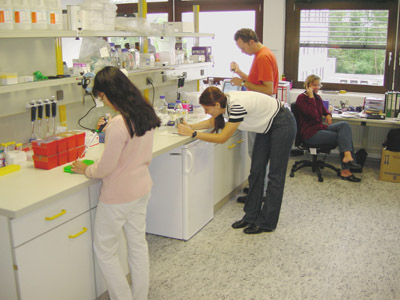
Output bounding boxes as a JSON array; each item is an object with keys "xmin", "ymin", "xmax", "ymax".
[
  {"xmin": 30, "ymin": 100, "xmax": 37, "ymax": 142},
  {"xmin": 36, "ymin": 100, "xmax": 43, "ymax": 138},
  {"xmin": 79, "ymin": 115, "xmax": 109, "ymax": 158},
  {"xmin": 51, "ymin": 97, "xmax": 57, "ymax": 134},
  {"xmin": 44, "ymin": 99, "xmax": 50, "ymax": 136}
]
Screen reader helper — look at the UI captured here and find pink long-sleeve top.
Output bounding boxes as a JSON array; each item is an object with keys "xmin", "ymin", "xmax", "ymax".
[
  {"xmin": 85, "ymin": 115, "xmax": 155, "ymax": 204},
  {"xmin": 295, "ymin": 92, "xmax": 331, "ymax": 141}
]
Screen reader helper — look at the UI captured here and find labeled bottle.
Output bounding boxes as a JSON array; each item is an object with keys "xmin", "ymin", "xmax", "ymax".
[
  {"xmin": 159, "ymin": 95, "xmax": 168, "ymax": 114},
  {"xmin": 120, "ymin": 48, "xmax": 129, "ymax": 69},
  {"xmin": 30, "ymin": 0, "xmax": 47, "ymax": 30},
  {"xmin": 45, "ymin": 0, "xmax": 62, "ymax": 30},
  {"xmin": 174, "ymin": 99, "xmax": 183, "ymax": 124},
  {"xmin": 13, "ymin": 0, "xmax": 32, "ymax": 30},
  {"xmin": 0, "ymin": 0, "xmax": 14, "ymax": 30}
]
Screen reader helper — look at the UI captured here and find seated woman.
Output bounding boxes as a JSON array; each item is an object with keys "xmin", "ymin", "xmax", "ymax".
[
  {"xmin": 296, "ymin": 74, "xmax": 362, "ymax": 182},
  {"xmin": 178, "ymin": 86, "xmax": 296, "ymax": 234}
]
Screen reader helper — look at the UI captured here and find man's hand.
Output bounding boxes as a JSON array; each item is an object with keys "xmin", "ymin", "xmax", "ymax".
[
  {"xmin": 230, "ymin": 61, "xmax": 239, "ymax": 73},
  {"xmin": 231, "ymin": 77, "xmax": 244, "ymax": 87}
]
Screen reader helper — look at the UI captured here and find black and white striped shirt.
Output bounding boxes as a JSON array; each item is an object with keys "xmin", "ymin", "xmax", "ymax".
[{"xmin": 224, "ymin": 91, "xmax": 281, "ymax": 134}]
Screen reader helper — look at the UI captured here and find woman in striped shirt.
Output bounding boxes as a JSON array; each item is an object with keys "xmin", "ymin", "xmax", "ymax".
[{"xmin": 178, "ymin": 86, "xmax": 296, "ymax": 234}]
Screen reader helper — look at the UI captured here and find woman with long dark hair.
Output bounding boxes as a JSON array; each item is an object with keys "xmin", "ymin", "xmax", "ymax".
[
  {"xmin": 72, "ymin": 66, "xmax": 160, "ymax": 300},
  {"xmin": 178, "ymin": 86, "xmax": 296, "ymax": 234}
]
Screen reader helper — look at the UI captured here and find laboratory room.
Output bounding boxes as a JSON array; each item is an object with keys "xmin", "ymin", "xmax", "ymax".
[{"xmin": 1, "ymin": 0, "xmax": 400, "ymax": 299}]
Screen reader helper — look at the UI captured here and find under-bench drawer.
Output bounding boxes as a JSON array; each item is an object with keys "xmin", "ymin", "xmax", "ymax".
[{"xmin": 11, "ymin": 188, "xmax": 90, "ymax": 247}]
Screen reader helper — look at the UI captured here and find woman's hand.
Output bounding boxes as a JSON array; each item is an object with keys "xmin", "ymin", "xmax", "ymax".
[
  {"xmin": 306, "ymin": 86, "xmax": 314, "ymax": 98},
  {"xmin": 326, "ymin": 114, "xmax": 333, "ymax": 125},
  {"xmin": 71, "ymin": 160, "xmax": 88, "ymax": 174},
  {"xmin": 177, "ymin": 124, "xmax": 194, "ymax": 136},
  {"xmin": 96, "ymin": 114, "xmax": 111, "ymax": 131}
]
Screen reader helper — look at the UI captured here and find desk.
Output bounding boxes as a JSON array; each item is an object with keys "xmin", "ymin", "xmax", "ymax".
[{"xmin": 332, "ymin": 114, "xmax": 400, "ymax": 149}]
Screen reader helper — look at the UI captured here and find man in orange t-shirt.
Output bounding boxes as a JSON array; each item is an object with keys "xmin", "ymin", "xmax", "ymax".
[
  {"xmin": 230, "ymin": 28, "xmax": 279, "ymax": 96},
  {"xmin": 230, "ymin": 28, "xmax": 279, "ymax": 203}
]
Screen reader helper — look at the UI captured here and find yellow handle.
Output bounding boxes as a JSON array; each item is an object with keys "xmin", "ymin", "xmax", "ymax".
[
  {"xmin": 69, "ymin": 227, "xmax": 88, "ymax": 239},
  {"xmin": 236, "ymin": 139, "xmax": 245, "ymax": 144},
  {"xmin": 45, "ymin": 209, "xmax": 66, "ymax": 221},
  {"xmin": 228, "ymin": 144, "xmax": 237, "ymax": 149}
]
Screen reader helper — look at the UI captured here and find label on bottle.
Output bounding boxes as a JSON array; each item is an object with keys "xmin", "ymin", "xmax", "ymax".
[
  {"xmin": 14, "ymin": 9, "xmax": 31, "ymax": 24},
  {"xmin": 0, "ymin": 9, "xmax": 13, "ymax": 24},
  {"xmin": 31, "ymin": 10, "xmax": 46, "ymax": 24},
  {"xmin": 49, "ymin": 11, "xmax": 62, "ymax": 25}
]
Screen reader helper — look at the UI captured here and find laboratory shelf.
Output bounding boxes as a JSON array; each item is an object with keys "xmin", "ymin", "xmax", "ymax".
[
  {"xmin": 0, "ymin": 77, "xmax": 81, "ymax": 94},
  {"xmin": 0, "ymin": 30, "xmax": 215, "ymax": 39}
]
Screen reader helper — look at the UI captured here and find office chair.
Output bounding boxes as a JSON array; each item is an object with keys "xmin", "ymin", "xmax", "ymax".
[{"xmin": 289, "ymin": 102, "xmax": 341, "ymax": 182}]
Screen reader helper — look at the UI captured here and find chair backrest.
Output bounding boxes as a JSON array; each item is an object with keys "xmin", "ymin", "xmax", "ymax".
[{"xmin": 290, "ymin": 102, "xmax": 303, "ymax": 147}]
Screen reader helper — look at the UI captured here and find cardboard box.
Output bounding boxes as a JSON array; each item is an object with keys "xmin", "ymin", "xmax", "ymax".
[{"xmin": 380, "ymin": 148, "xmax": 400, "ymax": 183}]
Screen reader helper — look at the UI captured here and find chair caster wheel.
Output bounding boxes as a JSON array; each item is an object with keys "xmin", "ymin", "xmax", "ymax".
[
  {"xmin": 318, "ymin": 177, "xmax": 323, "ymax": 182},
  {"xmin": 290, "ymin": 172, "xmax": 294, "ymax": 177}
]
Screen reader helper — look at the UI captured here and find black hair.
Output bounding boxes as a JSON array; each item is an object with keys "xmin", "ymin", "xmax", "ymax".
[
  {"xmin": 199, "ymin": 86, "xmax": 227, "ymax": 133},
  {"xmin": 234, "ymin": 28, "xmax": 260, "ymax": 43},
  {"xmin": 92, "ymin": 66, "xmax": 160, "ymax": 138}
]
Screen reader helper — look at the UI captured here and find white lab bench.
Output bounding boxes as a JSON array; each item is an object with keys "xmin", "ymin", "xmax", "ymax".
[{"xmin": 0, "ymin": 128, "xmax": 249, "ymax": 300}]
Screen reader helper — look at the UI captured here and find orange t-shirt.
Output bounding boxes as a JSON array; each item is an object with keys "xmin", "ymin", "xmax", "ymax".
[{"xmin": 247, "ymin": 46, "xmax": 279, "ymax": 95}]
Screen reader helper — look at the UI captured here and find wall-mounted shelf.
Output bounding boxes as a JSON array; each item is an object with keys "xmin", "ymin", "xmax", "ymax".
[
  {"xmin": 0, "ymin": 62, "xmax": 213, "ymax": 95},
  {"xmin": 0, "ymin": 30, "xmax": 215, "ymax": 39}
]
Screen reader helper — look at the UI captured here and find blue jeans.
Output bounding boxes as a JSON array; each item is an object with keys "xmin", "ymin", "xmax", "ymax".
[
  {"xmin": 304, "ymin": 121, "xmax": 355, "ymax": 169},
  {"xmin": 243, "ymin": 108, "xmax": 296, "ymax": 230},
  {"xmin": 247, "ymin": 131, "xmax": 269, "ymax": 196}
]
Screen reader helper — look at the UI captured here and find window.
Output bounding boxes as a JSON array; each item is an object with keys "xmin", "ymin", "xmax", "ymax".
[{"xmin": 285, "ymin": 0, "xmax": 398, "ymax": 93}]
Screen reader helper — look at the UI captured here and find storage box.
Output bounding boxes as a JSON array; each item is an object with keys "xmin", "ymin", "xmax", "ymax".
[
  {"xmin": 380, "ymin": 148, "xmax": 400, "ymax": 183},
  {"xmin": 192, "ymin": 46, "xmax": 212, "ymax": 62},
  {"xmin": 67, "ymin": 148, "xmax": 78, "ymax": 162},
  {"xmin": 33, "ymin": 154, "xmax": 58, "ymax": 170},
  {"xmin": 32, "ymin": 139, "xmax": 57, "ymax": 156},
  {"xmin": 57, "ymin": 151, "xmax": 68, "ymax": 166}
]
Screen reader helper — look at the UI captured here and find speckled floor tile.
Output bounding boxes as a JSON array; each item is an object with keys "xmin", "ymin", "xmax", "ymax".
[{"xmin": 146, "ymin": 157, "xmax": 400, "ymax": 300}]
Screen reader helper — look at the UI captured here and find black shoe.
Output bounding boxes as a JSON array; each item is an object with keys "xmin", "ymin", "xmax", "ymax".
[
  {"xmin": 232, "ymin": 220, "xmax": 249, "ymax": 229},
  {"xmin": 243, "ymin": 224, "xmax": 274, "ymax": 234},
  {"xmin": 343, "ymin": 160, "xmax": 362, "ymax": 170},
  {"xmin": 341, "ymin": 174, "xmax": 361, "ymax": 182},
  {"xmin": 243, "ymin": 187, "xmax": 249, "ymax": 194},
  {"xmin": 237, "ymin": 196, "xmax": 246, "ymax": 203}
]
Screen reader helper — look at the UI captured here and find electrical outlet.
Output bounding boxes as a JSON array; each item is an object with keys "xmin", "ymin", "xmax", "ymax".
[
  {"xmin": 56, "ymin": 90, "xmax": 64, "ymax": 101},
  {"xmin": 146, "ymin": 77, "xmax": 153, "ymax": 85}
]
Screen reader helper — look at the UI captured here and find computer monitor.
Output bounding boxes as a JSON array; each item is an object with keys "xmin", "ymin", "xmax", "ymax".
[{"xmin": 222, "ymin": 79, "xmax": 242, "ymax": 93}]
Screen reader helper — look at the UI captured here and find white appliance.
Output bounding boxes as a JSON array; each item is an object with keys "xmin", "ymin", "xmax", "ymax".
[{"xmin": 146, "ymin": 140, "xmax": 214, "ymax": 240}]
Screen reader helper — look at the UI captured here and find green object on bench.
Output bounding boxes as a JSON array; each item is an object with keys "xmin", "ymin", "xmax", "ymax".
[{"xmin": 63, "ymin": 159, "xmax": 94, "ymax": 173}]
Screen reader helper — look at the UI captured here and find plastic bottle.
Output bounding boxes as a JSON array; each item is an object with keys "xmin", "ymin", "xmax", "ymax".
[
  {"xmin": 174, "ymin": 99, "xmax": 183, "ymax": 124},
  {"xmin": 0, "ymin": 0, "xmax": 14, "ymax": 30},
  {"xmin": 120, "ymin": 48, "xmax": 129, "ymax": 69},
  {"xmin": 45, "ymin": 0, "xmax": 62, "ymax": 30},
  {"xmin": 30, "ymin": 0, "xmax": 47, "ymax": 30},
  {"xmin": 159, "ymin": 95, "xmax": 168, "ymax": 114},
  {"xmin": 181, "ymin": 100, "xmax": 189, "ymax": 122},
  {"xmin": 13, "ymin": 0, "xmax": 32, "ymax": 30}
]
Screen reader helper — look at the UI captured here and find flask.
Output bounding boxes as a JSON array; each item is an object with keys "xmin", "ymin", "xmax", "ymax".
[
  {"xmin": 45, "ymin": 0, "xmax": 62, "ymax": 30},
  {"xmin": 30, "ymin": 0, "xmax": 47, "ymax": 30},
  {"xmin": 0, "ymin": 0, "xmax": 14, "ymax": 30},
  {"xmin": 13, "ymin": 0, "xmax": 32, "ymax": 30}
]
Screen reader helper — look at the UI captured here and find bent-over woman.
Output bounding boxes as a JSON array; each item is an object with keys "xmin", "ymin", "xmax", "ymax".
[{"xmin": 178, "ymin": 86, "xmax": 296, "ymax": 234}]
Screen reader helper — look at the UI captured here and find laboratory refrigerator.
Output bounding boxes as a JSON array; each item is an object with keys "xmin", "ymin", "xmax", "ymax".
[{"xmin": 146, "ymin": 139, "xmax": 214, "ymax": 240}]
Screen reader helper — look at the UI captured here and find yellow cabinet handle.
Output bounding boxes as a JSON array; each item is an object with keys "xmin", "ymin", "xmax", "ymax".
[
  {"xmin": 228, "ymin": 144, "xmax": 237, "ymax": 149},
  {"xmin": 45, "ymin": 209, "xmax": 66, "ymax": 221},
  {"xmin": 236, "ymin": 139, "xmax": 245, "ymax": 144},
  {"xmin": 69, "ymin": 227, "xmax": 88, "ymax": 239}
]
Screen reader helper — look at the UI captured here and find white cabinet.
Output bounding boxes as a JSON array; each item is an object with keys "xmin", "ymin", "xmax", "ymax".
[
  {"xmin": 213, "ymin": 131, "xmax": 250, "ymax": 205},
  {"xmin": 14, "ymin": 212, "xmax": 95, "ymax": 300},
  {"xmin": 0, "ymin": 189, "xmax": 96, "ymax": 300}
]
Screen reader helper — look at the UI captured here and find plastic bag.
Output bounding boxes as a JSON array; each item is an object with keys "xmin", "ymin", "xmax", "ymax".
[{"xmin": 79, "ymin": 37, "xmax": 112, "ymax": 72}]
